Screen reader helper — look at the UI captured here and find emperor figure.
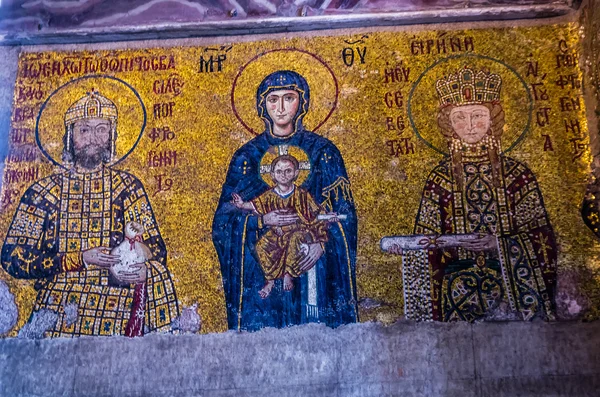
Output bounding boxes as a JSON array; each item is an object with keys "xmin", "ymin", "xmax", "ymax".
[
  {"xmin": 1, "ymin": 90, "xmax": 179, "ymax": 337},
  {"xmin": 212, "ymin": 70, "xmax": 358, "ymax": 331},
  {"xmin": 389, "ymin": 67, "xmax": 557, "ymax": 322}
]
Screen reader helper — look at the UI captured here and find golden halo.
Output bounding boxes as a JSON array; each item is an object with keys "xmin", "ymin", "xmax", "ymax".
[
  {"xmin": 231, "ymin": 49, "xmax": 338, "ymax": 135},
  {"xmin": 259, "ymin": 145, "xmax": 311, "ymax": 187},
  {"xmin": 36, "ymin": 75, "xmax": 146, "ymax": 169},
  {"xmin": 407, "ymin": 55, "xmax": 533, "ymax": 156}
]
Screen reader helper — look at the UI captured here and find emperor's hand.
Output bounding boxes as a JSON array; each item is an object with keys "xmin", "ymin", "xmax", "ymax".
[
  {"xmin": 83, "ymin": 247, "xmax": 121, "ymax": 268},
  {"xmin": 111, "ymin": 262, "xmax": 147, "ymax": 284}
]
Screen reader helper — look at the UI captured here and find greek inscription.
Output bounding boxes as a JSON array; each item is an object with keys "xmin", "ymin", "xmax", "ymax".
[
  {"xmin": 3, "ymin": 166, "xmax": 39, "ymax": 185},
  {"xmin": 386, "ymin": 117, "xmax": 405, "ymax": 132},
  {"xmin": 12, "ymin": 106, "xmax": 36, "ymax": 123},
  {"xmin": 199, "ymin": 54, "xmax": 227, "ymax": 73},
  {"xmin": 383, "ymin": 62, "xmax": 411, "ymax": 84},
  {"xmin": 153, "ymin": 74, "xmax": 184, "ymax": 97},
  {"xmin": 16, "ymin": 81, "xmax": 45, "ymax": 104},
  {"xmin": 147, "ymin": 127, "xmax": 176, "ymax": 145},
  {"xmin": 386, "ymin": 138, "xmax": 415, "ymax": 156},
  {"xmin": 531, "ymin": 82, "xmax": 549, "ymax": 101},
  {"xmin": 342, "ymin": 47, "xmax": 367, "ymax": 67},
  {"xmin": 20, "ymin": 55, "xmax": 176, "ymax": 79},
  {"xmin": 564, "ymin": 119, "xmax": 581, "ymax": 135},
  {"xmin": 153, "ymin": 102, "xmax": 175, "ymax": 119},
  {"xmin": 147, "ymin": 150, "xmax": 178, "ymax": 167},
  {"xmin": 154, "ymin": 174, "xmax": 174, "ymax": 196},
  {"xmin": 384, "ymin": 91, "xmax": 403, "ymax": 109},
  {"xmin": 536, "ymin": 108, "xmax": 551, "ymax": 127},
  {"xmin": 9, "ymin": 128, "xmax": 33, "ymax": 145},
  {"xmin": 570, "ymin": 137, "xmax": 587, "ymax": 162},
  {"xmin": 542, "ymin": 134, "xmax": 554, "ymax": 151},
  {"xmin": 555, "ymin": 74, "xmax": 581, "ymax": 90},
  {"xmin": 410, "ymin": 36, "xmax": 474, "ymax": 56},
  {"xmin": 559, "ymin": 97, "xmax": 581, "ymax": 112}
]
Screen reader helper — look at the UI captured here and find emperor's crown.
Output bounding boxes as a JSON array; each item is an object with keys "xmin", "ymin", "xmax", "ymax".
[
  {"xmin": 435, "ymin": 67, "xmax": 502, "ymax": 107},
  {"xmin": 64, "ymin": 89, "xmax": 118, "ymax": 126}
]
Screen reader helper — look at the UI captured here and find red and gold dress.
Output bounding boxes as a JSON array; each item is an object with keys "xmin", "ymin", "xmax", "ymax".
[{"xmin": 403, "ymin": 153, "xmax": 557, "ymax": 322}]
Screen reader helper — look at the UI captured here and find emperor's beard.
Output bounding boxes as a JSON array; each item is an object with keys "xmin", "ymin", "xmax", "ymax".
[{"xmin": 73, "ymin": 145, "xmax": 111, "ymax": 170}]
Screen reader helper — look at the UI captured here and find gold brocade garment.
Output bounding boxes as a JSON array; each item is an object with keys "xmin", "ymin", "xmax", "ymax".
[
  {"xmin": 1, "ymin": 167, "xmax": 179, "ymax": 337},
  {"xmin": 404, "ymin": 154, "xmax": 557, "ymax": 322},
  {"xmin": 252, "ymin": 186, "xmax": 328, "ymax": 280}
]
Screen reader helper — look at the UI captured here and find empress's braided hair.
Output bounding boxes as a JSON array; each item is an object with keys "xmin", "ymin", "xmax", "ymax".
[{"xmin": 437, "ymin": 102, "xmax": 505, "ymax": 189}]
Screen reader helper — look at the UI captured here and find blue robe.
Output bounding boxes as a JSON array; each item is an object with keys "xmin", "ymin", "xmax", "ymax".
[{"xmin": 212, "ymin": 129, "xmax": 358, "ymax": 331}]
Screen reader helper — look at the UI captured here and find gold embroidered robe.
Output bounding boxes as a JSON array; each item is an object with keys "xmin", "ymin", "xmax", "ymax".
[
  {"xmin": 252, "ymin": 186, "xmax": 328, "ymax": 280},
  {"xmin": 403, "ymin": 155, "xmax": 556, "ymax": 322},
  {"xmin": 1, "ymin": 167, "xmax": 179, "ymax": 337}
]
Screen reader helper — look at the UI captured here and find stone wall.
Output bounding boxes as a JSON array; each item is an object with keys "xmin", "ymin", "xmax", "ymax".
[{"xmin": 1, "ymin": 321, "xmax": 599, "ymax": 396}]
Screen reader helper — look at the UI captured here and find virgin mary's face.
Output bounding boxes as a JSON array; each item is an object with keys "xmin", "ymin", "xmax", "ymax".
[
  {"xmin": 450, "ymin": 104, "xmax": 491, "ymax": 144},
  {"xmin": 265, "ymin": 89, "xmax": 300, "ymax": 132}
]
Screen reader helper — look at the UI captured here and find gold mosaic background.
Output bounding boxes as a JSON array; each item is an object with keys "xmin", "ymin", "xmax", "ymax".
[{"xmin": 1, "ymin": 23, "xmax": 596, "ymax": 335}]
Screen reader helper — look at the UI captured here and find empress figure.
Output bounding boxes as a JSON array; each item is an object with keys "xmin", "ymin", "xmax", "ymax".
[
  {"xmin": 394, "ymin": 67, "xmax": 556, "ymax": 322},
  {"xmin": 1, "ymin": 90, "xmax": 179, "ymax": 337},
  {"xmin": 212, "ymin": 70, "xmax": 358, "ymax": 331}
]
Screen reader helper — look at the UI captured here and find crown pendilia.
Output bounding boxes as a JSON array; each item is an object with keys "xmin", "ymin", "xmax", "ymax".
[{"xmin": 435, "ymin": 67, "xmax": 502, "ymax": 107}]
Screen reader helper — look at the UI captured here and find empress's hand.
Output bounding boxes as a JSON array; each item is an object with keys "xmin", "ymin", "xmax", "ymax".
[
  {"xmin": 458, "ymin": 234, "xmax": 498, "ymax": 251},
  {"xmin": 299, "ymin": 243, "xmax": 324, "ymax": 272},
  {"xmin": 83, "ymin": 247, "xmax": 120, "ymax": 268},
  {"xmin": 388, "ymin": 243, "xmax": 403, "ymax": 255},
  {"xmin": 263, "ymin": 210, "xmax": 299, "ymax": 227},
  {"xmin": 111, "ymin": 263, "xmax": 147, "ymax": 284}
]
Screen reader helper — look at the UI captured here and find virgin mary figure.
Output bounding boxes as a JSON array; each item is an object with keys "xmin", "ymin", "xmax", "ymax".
[
  {"xmin": 388, "ymin": 67, "xmax": 557, "ymax": 322},
  {"xmin": 212, "ymin": 70, "xmax": 358, "ymax": 331}
]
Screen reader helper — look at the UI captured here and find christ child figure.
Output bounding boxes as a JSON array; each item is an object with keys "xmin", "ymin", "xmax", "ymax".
[{"xmin": 232, "ymin": 154, "xmax": 338, "ymax": 298}]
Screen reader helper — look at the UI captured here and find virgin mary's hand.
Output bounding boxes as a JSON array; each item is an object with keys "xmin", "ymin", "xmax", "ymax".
[
  {"xmin": 263, "ymin": 210, "xmax": 299, "ymax": 227},
  {"xmin": 299, "ymin": 243, "xmax": 324, "ymax": 272}
]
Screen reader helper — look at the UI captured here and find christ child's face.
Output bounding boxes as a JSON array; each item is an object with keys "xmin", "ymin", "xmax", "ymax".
[
  {"xmin": 72, "ymin": 118, "xmax": 111, "ymax": 158},
  {"xmin": 449, "ymin": 104, "xmax": 491, "ymax": 144},
  {"xmin": 271, "ymin": 160, "xmax": 299, "ymax": 187},
  {"xmin": 265, "ymin": 89, "xmax": 300, "ymax": 133}
]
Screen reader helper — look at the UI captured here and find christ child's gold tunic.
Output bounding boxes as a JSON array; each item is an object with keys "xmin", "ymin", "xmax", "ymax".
[{"xmin": 252, "ymin": 186, "xmax": 328, "ymax": 280}]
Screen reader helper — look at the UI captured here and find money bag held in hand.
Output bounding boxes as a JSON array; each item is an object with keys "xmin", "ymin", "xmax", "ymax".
[{"xmin": 111, "ymin": 221, "xmax": 152, "ymax": 275}]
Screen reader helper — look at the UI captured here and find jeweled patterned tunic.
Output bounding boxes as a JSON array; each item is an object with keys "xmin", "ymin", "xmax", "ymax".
[
  {"xmin": 1, "ymin": 167, "xmax": 179, "ymax": 337},
  {"xmin": 404, "ymin": 153, "xmax": 556, "ymax": 322}
]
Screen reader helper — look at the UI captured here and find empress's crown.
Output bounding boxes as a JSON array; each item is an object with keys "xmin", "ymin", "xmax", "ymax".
[
  {"xmin": 435, "ymin": 67, "xmax": 502, "ymax": 107},
  {"xmin": 64, "ymin": 89, "xmax": 118, "ymax": 126}
]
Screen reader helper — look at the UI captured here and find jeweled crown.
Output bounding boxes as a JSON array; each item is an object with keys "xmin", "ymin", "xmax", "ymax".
[
  {"xmin": 64, "ymin": 89, "xmax": 118, "ymax": 126},
  {"xmin": 435, "ymin": 67, "xmax": 502, "ymax": 107}
]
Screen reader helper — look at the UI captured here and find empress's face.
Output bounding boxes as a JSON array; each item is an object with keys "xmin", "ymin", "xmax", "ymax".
[
  {"xmin": 265, "ymin": 89, "xmax": 300, "ymax": 132},
  {"xmin": 271, "ymin": 160, "xmax": 299, "ymax": 187},
  {"xmin": 449, "ymin": 105, "xmax": 491, "ymax": 144},
  {"xmin": 72, "ymin": 118, "xmax": 111, "ymax": 156}
]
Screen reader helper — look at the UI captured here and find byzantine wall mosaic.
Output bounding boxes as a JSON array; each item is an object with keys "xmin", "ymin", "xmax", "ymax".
[{"xmin": 0, "ymin": 23, "xmax": 597, "ymax": 337}]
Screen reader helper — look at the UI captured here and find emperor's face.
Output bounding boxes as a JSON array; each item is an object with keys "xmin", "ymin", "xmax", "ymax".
[
  {"xmin": 450, "ymin": 104, "xmax": 491, "ymax": 144},
  {"xmin": 265, "ymin": 89, "xmax": 300, "ymax": 134},
  {"xmin": 72, "ymin": 118, "xmax": 111, "ymax": 169},
  {"xmin": 271, "ymin": 159, "xmax": 299, "ymax": 187}
]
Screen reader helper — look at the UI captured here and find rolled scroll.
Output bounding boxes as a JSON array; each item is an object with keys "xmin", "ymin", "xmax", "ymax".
[{"xmin": 380, "ymin": 233, "xmax": 483, "ymax": 252}]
